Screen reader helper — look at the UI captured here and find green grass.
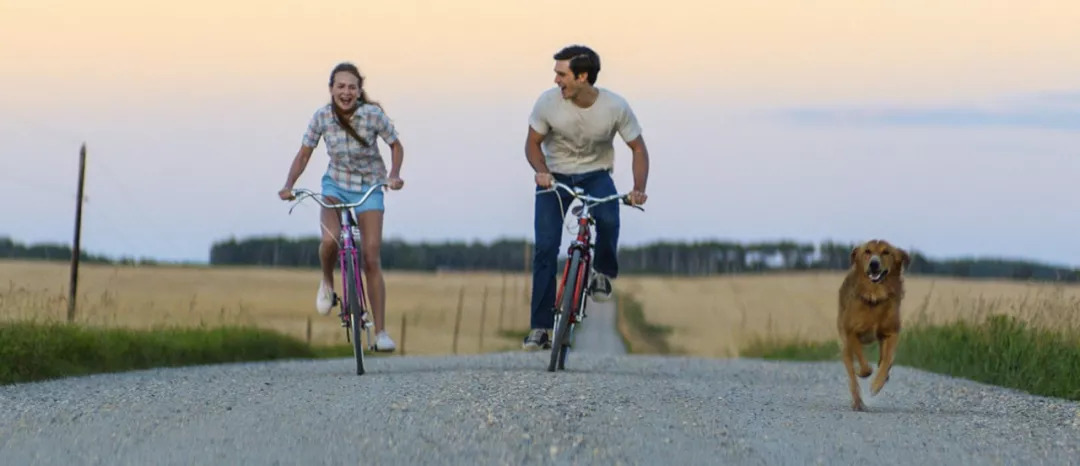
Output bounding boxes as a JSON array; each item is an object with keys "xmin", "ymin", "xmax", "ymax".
[
  {"xmin": 0, "ymin": 321, "xmax": 358, "ymax": 385},
  {"xmin": 616, "ymin": 292, "xmax": 674, "ymax": 354},
  {"xmin": 498, "ymin": 328, "xmax": 531, "ymax": 342},
  {"xmin": 741, "ymin": 314, "xmax": 1080, "ymax": 401}
]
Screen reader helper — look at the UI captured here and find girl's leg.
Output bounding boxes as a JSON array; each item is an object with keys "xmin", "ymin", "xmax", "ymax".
[
  {"xmin": 316, "ymin": 200, "xmax": 342, "ymax": 315},
  {"xmin": 356, "ymin": 208, "xmax": 394, "ymax": 350}
]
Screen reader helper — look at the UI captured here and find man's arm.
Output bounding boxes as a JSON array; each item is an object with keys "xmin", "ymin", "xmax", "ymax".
[
  {"xmin": 615, "ymin": 96, "xmax": 648, "ymax": 197},
  {"xmin": 525, "ymin": 126, "xmax": 549, "ymax": 174},
  {"xmin": 626, "ymin": 135, "xmax": 649, "ymax": 193}
]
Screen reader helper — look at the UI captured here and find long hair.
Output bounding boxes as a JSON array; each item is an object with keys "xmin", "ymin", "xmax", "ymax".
[{"xmin": 328, "ymin": 62, "xmax": 382, "ymax": 147}]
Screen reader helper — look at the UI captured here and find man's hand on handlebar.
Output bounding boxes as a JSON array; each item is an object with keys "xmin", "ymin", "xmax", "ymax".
[
  {"xmin": 535, "ymin": 172, "xmax": 554, "ymax": 189},
  {"xmin": 627, "ymin": 189, "xmax": 647, "ymax": 206}
]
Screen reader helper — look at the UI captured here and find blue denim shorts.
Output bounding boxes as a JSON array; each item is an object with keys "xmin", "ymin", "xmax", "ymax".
[{"xmin": 320, "ymin": 173, "xmax": 384, "ymax": 215}]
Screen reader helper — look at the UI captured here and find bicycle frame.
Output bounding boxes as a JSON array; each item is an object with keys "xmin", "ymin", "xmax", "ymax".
[
  {"xmin": 288, "ymin": 183, "xmax": 387, "ymax": 374},
  {"xmin": 553, "ymin": 192, "xmax": 599, "ymax": 327},
  {"xmin": 537, "ymin": 181, "xmax": 643, "ymax": 371}
]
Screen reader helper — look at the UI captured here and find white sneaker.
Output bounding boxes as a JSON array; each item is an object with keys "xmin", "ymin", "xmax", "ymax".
[
  {"xmin": 374, "ymin": 330, "xmax": 397, "ymax": 352},
  {"xmin": 589, "ymin": 272, "xmax": 614, "ymax": 302},
  {"xmin": 315, "ymin": 281, "xmax": 334, "ymax": 316}
]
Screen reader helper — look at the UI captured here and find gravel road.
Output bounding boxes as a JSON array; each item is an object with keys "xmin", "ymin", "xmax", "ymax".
[
  {"xmin": 570, "ymin": 298, "xmax": 626, "ymax": 355},
  {"xmin": 3, "ymin": 295, "xmax": 1080, "ymax": 465},
  {"xmin": 3, "ymin": 350, "xmax": 1079, "ymax": 465}
]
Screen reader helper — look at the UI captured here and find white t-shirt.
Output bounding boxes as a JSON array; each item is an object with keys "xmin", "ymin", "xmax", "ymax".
[{"xmin": 528, "ymin": 87, "xmax": 643, "ymax": 175}]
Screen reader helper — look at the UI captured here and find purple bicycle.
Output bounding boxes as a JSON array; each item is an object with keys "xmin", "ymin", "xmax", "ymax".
[{"xmin": 288, "ymin": 184, "xmax": 387, "ymax": 375}]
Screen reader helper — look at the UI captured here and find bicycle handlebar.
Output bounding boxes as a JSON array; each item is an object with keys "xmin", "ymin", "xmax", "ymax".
[
  {"xmin": 287, "ymin": 183, "xmax": 389, "ymax": 214},
  {"xmin": 537, "ymin": 181, "xmax": 645, "ymax": 212}
]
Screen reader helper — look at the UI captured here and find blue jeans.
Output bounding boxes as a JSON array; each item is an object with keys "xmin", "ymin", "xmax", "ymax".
[{"xmin": 530, "ymin": 169, "xmax": 620, "ymax": 330}]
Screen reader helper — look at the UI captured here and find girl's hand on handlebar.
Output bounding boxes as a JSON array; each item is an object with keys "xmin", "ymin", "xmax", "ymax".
[{"xmin": 278, "ymin": 187, "xmax": 295, "ymax": 201}]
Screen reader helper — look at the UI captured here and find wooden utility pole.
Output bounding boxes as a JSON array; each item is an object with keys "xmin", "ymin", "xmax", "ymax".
[{"xmin": 67, "ymin": 143, "xmax": 87, "ymax": 322}]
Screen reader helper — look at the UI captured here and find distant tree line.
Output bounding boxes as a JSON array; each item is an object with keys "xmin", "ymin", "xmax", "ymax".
[
  {"xmin": 0, "ymin": 236, "xmax": 158, "ymax": 266},
  {"xmin": 5, "ymin": 234, "xmax": 1078, "ymax": 283},
  {"xmin": 205, "ymin": 235, "xmax": 1080, "ymax": 283}
]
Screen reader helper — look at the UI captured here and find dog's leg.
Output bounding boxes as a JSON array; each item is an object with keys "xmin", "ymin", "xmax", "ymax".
[
  {"xmin": 842, "ymin": 335, "xmax": 866, "ymax": 411},
  {"xmin": 876, "ymin": 338, "xmax": 889, "ymax": 383},
  {"xmin": 871, "ymin": 332, "xmax": 899, "ymax": 396},
  {"xmin": 855, "ymin": 340, "xmax": 872, "ymax": 378}
]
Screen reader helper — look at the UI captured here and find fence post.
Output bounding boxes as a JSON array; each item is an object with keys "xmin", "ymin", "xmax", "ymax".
[
  {"xmin": 479, "ymin": 285, "xmax": 488, "ymax": 352},
  {"xmin": 498, "ymin": 273, "xmax": 506, "ymax": 332},
  {"xmin": 400, "ymin": 314, "xmax": 407, "ymax": 356},
  {"xmin": 452, "ymin": 285, "xmax": 465, "ymax": 354}
]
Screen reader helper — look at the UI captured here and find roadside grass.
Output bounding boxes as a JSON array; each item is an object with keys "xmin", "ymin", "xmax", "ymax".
[
  {"xmin": 0, "ymin": 321, "xmax": 364, "ymax": 385},
  {"xmin": 615, "ymin": 292, "xmax": 675, "ymax": 354},
  {"xmin": 742, "ymin": 304, "xmax": 1080, "ymax": 402}
]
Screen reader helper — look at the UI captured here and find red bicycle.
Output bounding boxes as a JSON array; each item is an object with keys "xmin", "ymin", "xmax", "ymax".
[{"xmin": 537, "ymin": 181, "xmax": 644, "ymax": 372}]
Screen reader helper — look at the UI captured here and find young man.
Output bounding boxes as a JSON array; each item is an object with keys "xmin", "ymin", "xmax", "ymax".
[{"xmin": 522, "ymin": 44, "xmax": 651, "ymax": 350}]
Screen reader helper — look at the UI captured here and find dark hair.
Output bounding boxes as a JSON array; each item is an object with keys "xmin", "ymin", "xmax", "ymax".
[
  {"xmin": 553, "ymin": 45, "xmax": 601, "ymax": 85},
  {"xmin": 328, "ymin": 62, "xmax": 381, "ymax": 147}
]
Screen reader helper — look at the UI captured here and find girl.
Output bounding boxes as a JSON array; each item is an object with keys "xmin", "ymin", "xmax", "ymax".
[{"xmin": 278, "ymin": 62, "xmax": 404, "ymax": 352}]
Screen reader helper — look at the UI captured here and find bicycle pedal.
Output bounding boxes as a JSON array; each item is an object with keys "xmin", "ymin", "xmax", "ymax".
[{"xmin": 358, "ymin": 313, "xmax": 374, "ymax": 328}]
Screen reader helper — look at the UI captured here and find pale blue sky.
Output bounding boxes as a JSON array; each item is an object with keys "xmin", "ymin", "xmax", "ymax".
[{"xmin": 2, "ymin": 0, "xmax": 1078, "ymax": 266}]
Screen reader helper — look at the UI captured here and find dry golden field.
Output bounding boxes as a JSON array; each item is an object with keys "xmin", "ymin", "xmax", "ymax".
[
  {"xmin": 617, "ymin": 272, "xmax": 1080, "ymax": 358},
  {"xmin": 6, "ymin": 259, "xmax": 1080, "ymax": 359},
  {"xmin": 0, "ymin": 259, "xmax": 534, "ymax": 355}
]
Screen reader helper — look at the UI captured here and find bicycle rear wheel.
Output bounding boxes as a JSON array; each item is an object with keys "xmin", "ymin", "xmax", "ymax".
[
  {"xmin": 343, "ymin": 248, "xmax": 366, "ymax": 375},
  {"xmin": 549, "ymin": 249, "xmax": 584, "ymax": 372}
]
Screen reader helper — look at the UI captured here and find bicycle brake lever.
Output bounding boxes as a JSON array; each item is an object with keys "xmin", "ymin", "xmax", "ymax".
[
  {"xmin": 287, "ymin": 193, "xmax": 311, "ymax": 215},
  {"xmin": 622, "ymin": 196, "xmax": 645, "ymax": 211}
]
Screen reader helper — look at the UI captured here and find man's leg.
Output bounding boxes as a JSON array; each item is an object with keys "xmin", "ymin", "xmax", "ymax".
[
  {"xmin": 583, "ymin": 170, "xmax": 620, "ymax": 302},
  {"xmin": 524, "ymin": 177, "xmax": 572, "ymax": 350}
]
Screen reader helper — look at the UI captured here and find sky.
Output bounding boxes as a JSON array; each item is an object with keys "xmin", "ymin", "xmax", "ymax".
[{"xmin": 1, "ymin": 0, "xmax": 1079, "ymax": 266}]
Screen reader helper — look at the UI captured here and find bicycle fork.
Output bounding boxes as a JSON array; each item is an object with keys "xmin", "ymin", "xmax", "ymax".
[
  {"xmin": 339, "ymin": 226, "xmax": 374, "ymax": 345},
  {"xmin": 556, "ymin": 218, "xmax": 595, "ymax": 331}
]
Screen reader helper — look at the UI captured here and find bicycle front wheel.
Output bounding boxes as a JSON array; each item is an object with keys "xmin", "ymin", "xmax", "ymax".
[
  {"xmin": 549, "ymin": 248, "xmax": 584, "ymax": 372},
  {"xmin": 343, "ymin": 249, "xmax": 366, "ymax": 376}
]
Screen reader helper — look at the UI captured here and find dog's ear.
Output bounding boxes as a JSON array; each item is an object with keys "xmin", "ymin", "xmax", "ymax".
[
  {"xmin": 850, "ymin": 246, "xmax": 859, "ymax": 267},
  {"xmin": 897, "ymin": 248, "xmax": 911, "ymax": 272}
]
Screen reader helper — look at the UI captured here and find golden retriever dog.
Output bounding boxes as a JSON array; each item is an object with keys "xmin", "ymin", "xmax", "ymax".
[{"xmin": 837, "ymin": 239, "xmax": 911, "ymax": 411}]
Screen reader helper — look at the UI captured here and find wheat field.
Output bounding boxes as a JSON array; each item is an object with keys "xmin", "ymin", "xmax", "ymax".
[
  {"xmin": 5, "ymin": 259, "xmax": 1080, "ymax": 359},
  {"xmin": 0, "ymin": 260, "xmax": 534, "ymax": 355},
  {"xmin": 617, "ymin": 272, "xmax": 1080, "ymax": 357}
]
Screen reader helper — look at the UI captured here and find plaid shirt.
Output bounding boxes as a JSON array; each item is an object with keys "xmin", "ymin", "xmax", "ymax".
[{"xmin": 301, "ymin": 102, "xmax": 399, "ymax": 191}]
